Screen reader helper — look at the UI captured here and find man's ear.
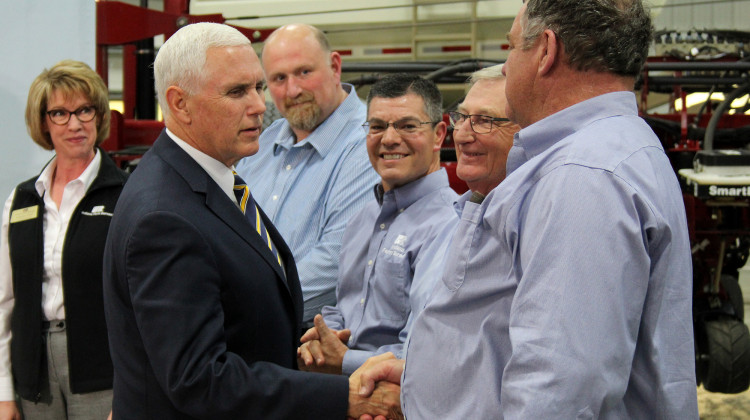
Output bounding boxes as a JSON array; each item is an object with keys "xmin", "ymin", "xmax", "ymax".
[
  {"xmin": 166, "ymin": 86, "xmax": 191, "ymax": 124},
  {"xmin": 330, "ymin": 51, "xmax": 343, "ymax": 81},
  {"xmin": 538, "ymin": 29, "xmax": 559, "ymax": 77},
  {"xmin": 433, "ymin": 121, "xmax": 448, "ymax": 150}
]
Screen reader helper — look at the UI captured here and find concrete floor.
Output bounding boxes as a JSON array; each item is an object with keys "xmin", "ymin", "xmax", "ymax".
[
  {"xmin": 698, "ymin": 385, "xmax": 750, "ymax": 419},
  {"xmin": 697, "ymin": 302, "xmax": 750, "ymax": 419}
]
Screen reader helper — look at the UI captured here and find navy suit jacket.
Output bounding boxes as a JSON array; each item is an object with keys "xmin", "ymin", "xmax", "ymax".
[{"xmin": 103, "ymin": 131, "xmax": 348, "ymax": 419}]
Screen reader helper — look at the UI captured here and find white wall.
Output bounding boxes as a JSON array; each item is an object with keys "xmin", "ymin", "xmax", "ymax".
[
  {"xmin": 653, "ymin": 0, "xmax": 750, "ymax": 30},
  {"xmin": 0, "ymin": 0, "xmax": 96, "ymax": 200}
]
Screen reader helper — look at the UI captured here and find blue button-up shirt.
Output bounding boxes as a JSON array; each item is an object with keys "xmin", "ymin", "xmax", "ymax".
[
  {"xmin": 322, "ymin": 169, "xmax": 457, "ymax": 374},
  {"xmin": 236, "ymin": 84, "xmax": 379, "ymax": 322},
  {"xmin": 402, "ymin": 92, "xmax": 698, "ymax": 419}
]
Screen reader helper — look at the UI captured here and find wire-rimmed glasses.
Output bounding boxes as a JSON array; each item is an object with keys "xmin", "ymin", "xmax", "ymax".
[
  {"xmin": 448, "ymin": 111, "xmax": 510, "ymax": 134},
  {"xmin": 362, "ymin": 117, "xmax": 439, "ymax": 136}
]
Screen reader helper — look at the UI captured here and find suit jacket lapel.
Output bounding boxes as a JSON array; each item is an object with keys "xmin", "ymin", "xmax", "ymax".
[
  {"xmin": 152, "ymin": 131, "xmax": 291, "ymax": 291},
  {"xmin": 258, "ymin": 204, "xmax": 303, "ymax": 323},
  {"xmin": 204, "ymin": 189, "xmax": 290, "ymax": 288}
]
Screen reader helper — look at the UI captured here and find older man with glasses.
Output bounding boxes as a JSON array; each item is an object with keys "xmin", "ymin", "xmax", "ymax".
[
  {"xmin": 296, "ymin": 73, "xmax": 458, "ymax": 378},
  {"xmin": 448, "ymin": 67, "xmax": 519, "ymax": 200}
]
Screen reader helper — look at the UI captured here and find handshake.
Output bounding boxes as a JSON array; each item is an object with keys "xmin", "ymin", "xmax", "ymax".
[
  {"xmin": 297, "ymin": 315, "xmax": 405, "ymax": 420},
  {"xmin": 347, "ymin": 353, "xmax": 406, "ymax": 420}
]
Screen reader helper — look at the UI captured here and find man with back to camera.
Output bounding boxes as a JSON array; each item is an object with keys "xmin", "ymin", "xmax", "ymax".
[
  {"xmin": 236, "ymin": 24, "xmax": 379, "ymax": 325},
  {"xmin": 102, "ymin": 22, "xmax": 401, "ymax": 419},
  {"xmin": 295, "ymin": 74, "xmax": 459, "ymax": 376},
  {"xmin": 355, "ymin": 1, "xmax": 699, "ymax": 418}
]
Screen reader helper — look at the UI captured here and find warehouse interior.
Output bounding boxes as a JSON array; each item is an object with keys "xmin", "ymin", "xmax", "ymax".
[{"xmin": 2, "ymin": 0, "xmax": 750, "ymax": 417}]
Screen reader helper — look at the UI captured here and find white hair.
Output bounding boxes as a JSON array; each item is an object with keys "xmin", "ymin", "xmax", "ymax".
[
  {"xmin": 154, "ymin": 22, "xmax": 251, "ymax": 119},
  {"xmin": 468, "ymin": 64, "xmax": 506, "ymax": 87}
]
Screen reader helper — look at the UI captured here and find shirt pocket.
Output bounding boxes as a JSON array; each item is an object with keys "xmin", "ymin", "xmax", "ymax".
[{"xmin": 370, "ymin": 254, "xmax": 410, "ymax": 322}]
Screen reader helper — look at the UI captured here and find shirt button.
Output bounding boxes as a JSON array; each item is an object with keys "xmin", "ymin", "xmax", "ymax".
[
  {"xmin": 399, "ymin": 208, "xmax": 404, "ymax": 213},
  {"xmin": 368, "ymin": 260, "xmax": 373, "ymax": 266},
  {"xmin": 360, "ymin": 298, "xmax": 365, "ymax": 305},
  {"xmin": 380, "ymin": 223, "xmax": 386, "ymax": 230},
  {"xmin": 272, "ymin": 195, "xmax": 278, "ymax": 201},
  {"xmin": 285, "ymin": 165, "xmax": 292, "ymax": 170}
]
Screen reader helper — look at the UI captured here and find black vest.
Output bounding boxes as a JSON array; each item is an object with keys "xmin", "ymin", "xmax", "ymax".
[{"xmin": 7, "ymin": 151, "xmax": 127, "ymax": 400}]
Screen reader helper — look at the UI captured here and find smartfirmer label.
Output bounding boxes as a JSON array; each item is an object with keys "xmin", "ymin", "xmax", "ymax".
[{"xmin": 708, "ymin": 185, "xmax": 750, "ymax": 197}]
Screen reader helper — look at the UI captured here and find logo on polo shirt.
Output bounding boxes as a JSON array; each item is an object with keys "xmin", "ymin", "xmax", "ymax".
[
  {"xmin": 82, "ymin": 205, "xmax": 114, "ymax": 217},
  {"xmin": 383, "ymin": 234, "xmax": 407, "ymax": 259}
]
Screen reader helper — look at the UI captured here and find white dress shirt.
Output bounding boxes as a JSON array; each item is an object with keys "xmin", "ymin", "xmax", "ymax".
[{"xmin": 166, "ymin": 129, "xmax": 238, "ymax": 206}]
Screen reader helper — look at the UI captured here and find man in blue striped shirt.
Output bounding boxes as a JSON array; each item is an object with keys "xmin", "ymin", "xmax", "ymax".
[{"xmin": 236, "ymin": 24, "xmax": 379, "ymax": 325}]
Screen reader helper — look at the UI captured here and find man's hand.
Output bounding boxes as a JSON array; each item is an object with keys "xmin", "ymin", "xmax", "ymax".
[
  {"xmin": 353, "ymin": 353, "xmax": 405, "ymax": 398},
  {"xmin": 0, "ymin": 401, "xmax": 21, "ymax": 420},
  {"xmin": 347, "ymin": 358, "xmax": 403, "ymax": 420},
  {"xmin": 297, "ymin": 314, "xmax": 350, "ymax": 374},
  {"xmin": 299, "ymin": 314, "xmax": 351, "ymax": 344}
]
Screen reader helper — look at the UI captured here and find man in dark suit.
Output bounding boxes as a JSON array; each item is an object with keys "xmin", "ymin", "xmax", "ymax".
[{"xmin": 102, "ymin": 22, "xmax": 400, "ymax": 419}]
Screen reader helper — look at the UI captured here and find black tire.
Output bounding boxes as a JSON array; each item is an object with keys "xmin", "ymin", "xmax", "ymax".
[
  {"xmin": 702, "ymin": 317, "xmax": 750, "ymax": 394},
  {"xmin": 721, "ymin": 274, "xmax": 745, "ymax": 321}
]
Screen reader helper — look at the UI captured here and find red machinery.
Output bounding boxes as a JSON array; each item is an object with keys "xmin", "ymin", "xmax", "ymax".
[
  {"xmin": 96, "ymin": 0, "xmax": 274, "ymax": 168},
  {"xmin": 639, "ymin": 35, "xmax": 750, "ymax": 392}
]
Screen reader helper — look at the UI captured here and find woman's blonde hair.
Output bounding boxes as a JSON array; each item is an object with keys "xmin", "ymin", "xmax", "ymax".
[{"xmin": 25, "ymin": 60, "xmax": 110, "ymax": 150}]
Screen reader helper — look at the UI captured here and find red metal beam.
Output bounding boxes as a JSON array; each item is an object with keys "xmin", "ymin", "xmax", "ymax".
[
  {"xmin": 97, "ymin": 1, "xmax": 191, "ymax": 45},
  {"xmin": 97, "ymin": 0, "xmax": 272, "ymax": 47},
  {"xmin": 96, "ymin": 0, "xmax": 275, "ymax": 153}
]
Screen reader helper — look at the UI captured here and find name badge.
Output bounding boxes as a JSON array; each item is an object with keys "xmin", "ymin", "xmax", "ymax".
[{"xmin": 10, "ymin": 205, "xmax": 39, "ymax": 223}]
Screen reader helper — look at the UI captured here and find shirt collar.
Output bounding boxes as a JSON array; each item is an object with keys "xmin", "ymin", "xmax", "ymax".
[
  {"xmin": 166, "ymin": 128, "xmax": 236, "ymax": 204},
  {"xmin": 272, "ymin": 83, "xmax": 362, "ymax": 158},
  {"xmin": 373, "ymin": 168, "xmax": 449, "ymax": 211},
  {"xmin": 453, "ymin": 189, "xmax": 474, "ymax": 215},
  {"xmin": 35, "ymin": 148, "xmax": 102, "ymax": 197},
  {"xmin": 511, "ymin": 91, "xmax": 637, "ymax": 172}
]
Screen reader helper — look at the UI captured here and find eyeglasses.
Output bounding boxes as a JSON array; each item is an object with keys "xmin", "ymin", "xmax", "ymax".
[
  {"xmin": 448, "ymin": 111, "xmax": 510, "ymax": 134},
  {"xmin": 45, "ymin": 105, "xmax": 97, "ymax": 126},
  {"xmin": 362, "ymin": 118, "xmax": 439, "ymax": 136}
]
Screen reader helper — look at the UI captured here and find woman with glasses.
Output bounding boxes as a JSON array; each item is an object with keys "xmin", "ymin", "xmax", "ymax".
[{"xmin": 0, "ymin": 60, "xmax": 127, "ymax": 420}]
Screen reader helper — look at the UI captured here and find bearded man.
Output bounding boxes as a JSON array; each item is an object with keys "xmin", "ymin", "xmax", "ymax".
[{"xmin": 236, "ymin": 24, "xmax": 378, "ymax": 326}]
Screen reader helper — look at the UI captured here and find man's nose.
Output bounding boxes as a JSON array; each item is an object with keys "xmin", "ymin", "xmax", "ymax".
[
  {"xmin": 380, "ymin": 125, "xmax": 402, "ymax": 146},
  {"xmin": 248, "ymin": 89, "xmax": 266, "ymax": 115},
  {"xmin": 452, "ymin": 120, "xmax": 474, "ymax": 144},
  {"xmin": 286, "ymin": 77, "xmax": 303, "ymax": 98}
]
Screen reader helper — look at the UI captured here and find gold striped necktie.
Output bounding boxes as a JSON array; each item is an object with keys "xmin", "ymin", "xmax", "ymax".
[{"xmin": 233, "ymin": 171, "xmax": 282, "ymax": 267}]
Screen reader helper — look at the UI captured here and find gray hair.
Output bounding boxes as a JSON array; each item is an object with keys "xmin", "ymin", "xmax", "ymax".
[
  {"xmin": 468, "ymin": 64, "xmax": 506, "ymax": 87},
  {"xmin": 522, "ymin": 0, "xmax": 652, "ymax": 77},
  {"xmin": 366, "ymin": 73, "xmax": 443, "ymax": 123},
  {"xmin": 154, "ymin": 22, "xmax": 251, "ymax": 118}
]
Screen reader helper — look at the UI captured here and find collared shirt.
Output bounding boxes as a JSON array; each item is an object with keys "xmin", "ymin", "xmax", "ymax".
[
  {"xmin": 167, "ymin": 130, "xmax": 282, "ymax": 261},
  {"xmin": 0, "ymin": 150, "xmax": 102, "ymax": 400},
  {"xmin": 236, "ymin": 84, "xmax": 379, "ymax": 322},
  {"xmin": 166, "ymin": 129, "xmax": 238, "ymax": 207},
  {"xmin": 402, "ymin": 92, "xmax": 698, "ymax": 419},
  {"xmin": 321, "ymin": 169, "xmax": 457, "ymax": 374}
]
